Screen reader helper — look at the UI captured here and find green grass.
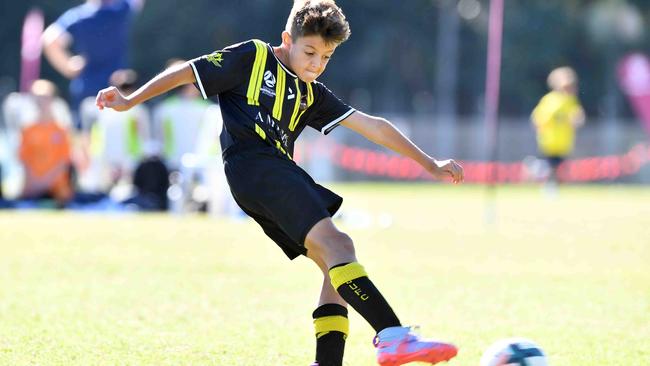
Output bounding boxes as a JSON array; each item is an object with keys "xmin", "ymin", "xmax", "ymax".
[{"xmin": 1, "ymin": 184, "xmax": 649, "ymax": 365}]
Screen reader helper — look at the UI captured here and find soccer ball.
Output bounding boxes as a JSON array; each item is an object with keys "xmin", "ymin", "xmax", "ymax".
[{"xmin": 480, "ymin": 338, "xmax": 548, "ymax": 366}]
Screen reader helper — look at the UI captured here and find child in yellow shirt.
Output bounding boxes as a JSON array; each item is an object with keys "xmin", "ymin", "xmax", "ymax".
[{"xmin": 531, "ymin": 66, "xmax": 586, "ymax": 183}]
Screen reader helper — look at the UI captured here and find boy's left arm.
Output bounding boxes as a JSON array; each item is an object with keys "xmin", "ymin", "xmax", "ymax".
[{"xmin": 341, "ymin": 111, "xmax": 463, "ymax": 183}]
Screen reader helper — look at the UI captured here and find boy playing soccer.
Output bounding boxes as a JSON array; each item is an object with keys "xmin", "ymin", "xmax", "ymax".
[{"xmin": 96, "ymin": 1, "xmax": 463, "ymax": 365}]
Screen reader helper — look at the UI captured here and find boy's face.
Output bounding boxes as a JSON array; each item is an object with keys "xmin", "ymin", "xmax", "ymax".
[{"xmin": 285, "ymin": 32, "xmax": 337, "ymax": 83}]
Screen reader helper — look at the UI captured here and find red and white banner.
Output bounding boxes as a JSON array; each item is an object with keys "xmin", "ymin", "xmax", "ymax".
[
  {"xmin": 294, "ymin": 141, "xmax": 650, "ymax": 183},
  {"xmin": 618, "ymin": 53, "xmax": 650, "ymax": 138}
]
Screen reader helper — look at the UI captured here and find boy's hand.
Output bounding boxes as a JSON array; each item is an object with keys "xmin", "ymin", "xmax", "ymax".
[
  {"xmin": 96, "ymin": 86, "xmax": 131, "ymax": 111},
  {"xmin": 427, "ymin": 159, "xmax": 464, "ymax": 184}
]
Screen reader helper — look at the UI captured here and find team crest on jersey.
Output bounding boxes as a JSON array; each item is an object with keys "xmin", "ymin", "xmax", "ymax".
[
  {"xmin": 206, "ymin": 52, "xmax": 224, "ymax": 67},
  {"xmin": 299, "ymin": 94, "xmax": 308, "ymax": 111},
  {"xmin": 264, "ymin": 70, "xmax": 276, "ymax": 88}
]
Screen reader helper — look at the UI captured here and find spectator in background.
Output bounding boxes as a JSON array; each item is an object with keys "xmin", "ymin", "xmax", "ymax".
[
  {"xmin": 78, "ymin": 69, "xmax": 150, "ymax": 197},
  {"xmin": 122, "ymin": 146, "xmax": 170, "ymax": 211},
  {"xmin": 2, "ymin": 79, "xmax": 76, "ymax": 204},
  {"xmin": 151, "ymin": 59, "xmax": 227, "ymax": 214},
  {"xmin": 531, "ymin": 66, "xmax": 586, "ymax": 185},
  {"xmin": 42, "ymin": 0, "xmax": 145, "ymax": 127},
  {"xmin": 18, "ymin": 80, "xmax": 73, "ymax": 207},
  {"xmin": 152, "ymin": 59, "xmax": 219, "ymax": 172}
]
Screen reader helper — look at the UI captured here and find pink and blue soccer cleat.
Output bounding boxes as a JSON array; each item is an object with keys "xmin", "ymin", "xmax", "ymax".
[{"xmin": 374, "ymin": 326, "xmax": 458, "ymax": 366}]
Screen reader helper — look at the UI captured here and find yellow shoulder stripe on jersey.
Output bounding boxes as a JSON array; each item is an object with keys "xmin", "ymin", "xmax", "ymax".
[
  {"xmin": 314, "ymin": 315, "xmax": 349, "ymax": 338},
  {"xmin": 288, "ymin": 79, "xmax": 303, "ymax": 131},
  {"xmin": 272, "ymin": 64, "xmax": 286, "ymax": 120},
  {"xmin": 247, "ymin": 40, "xmax": 268, "ymax": 106},
  {"xmin": 291, "ymin": 82, "xmax": 314, "ymax": 131},
  {"xmin": 246, "ymin": 41, "xmax": 261, "ymax": 105}
]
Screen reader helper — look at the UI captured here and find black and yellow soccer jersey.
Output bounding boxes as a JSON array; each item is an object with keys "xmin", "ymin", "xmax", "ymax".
[{"xmin": 189, "ymin": 39, "xmax": 355, "ymax": 159}]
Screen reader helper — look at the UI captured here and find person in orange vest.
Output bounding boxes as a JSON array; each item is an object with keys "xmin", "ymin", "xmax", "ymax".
[{"xmin": 18, "ymin": 80, "xmax": 74, "ymax": 206}]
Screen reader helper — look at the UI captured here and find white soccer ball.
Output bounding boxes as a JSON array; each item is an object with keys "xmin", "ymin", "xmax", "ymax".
[{"xmin": 480, "ymin": 338, "xmax": 548, "ymax": 366}]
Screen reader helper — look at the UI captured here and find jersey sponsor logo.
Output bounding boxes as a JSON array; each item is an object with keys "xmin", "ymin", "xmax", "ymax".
[
  {"xmin": 287, "ymin": 86, "xmax": 296, "ymax": 100},
  {"xmin": 255, "ymin": 111, "xmax": 290, "ymax": 148},
  {"xmin": 261, "ymin": 86, "xmax": 276, "ymax": 97},
  {"xmin": 206, "ymin": 52, "xmax": 224, "ymax": 67},
  {"xmin": 263, "ymin": 70, "xmax": 276, "ymax": 88}
]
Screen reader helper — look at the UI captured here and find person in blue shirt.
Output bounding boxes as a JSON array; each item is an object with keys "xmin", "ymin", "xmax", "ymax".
[
  {"xmin": 96, "ymin": 1, "xmax": 463, "ymax": 365},
  {"xmin": 42, "ymin": 0, "xmax": 145, "ymax": 124}
]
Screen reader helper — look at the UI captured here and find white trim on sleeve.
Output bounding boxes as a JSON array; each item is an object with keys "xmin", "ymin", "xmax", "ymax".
[
  {"xmin": 190, "ymin": 61, "xmax": 208, "ymax": 100},
  {"xmin": 321, "ymin": 108, "xmax": 356, "ymax": 135}
]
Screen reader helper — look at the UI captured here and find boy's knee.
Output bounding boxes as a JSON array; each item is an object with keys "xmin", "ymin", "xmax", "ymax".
[
  {"xmin": 333, "ymin": 232, "xmax": 355, "ymax": 254},
  {"xmin": 311, "ymin": 231, "xmax": 355, "ymax": 258}
]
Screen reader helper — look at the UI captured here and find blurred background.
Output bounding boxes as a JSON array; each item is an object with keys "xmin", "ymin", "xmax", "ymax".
[{"xmin": 1, "ymin": 0, "xmax": 649, "ymax": 214}]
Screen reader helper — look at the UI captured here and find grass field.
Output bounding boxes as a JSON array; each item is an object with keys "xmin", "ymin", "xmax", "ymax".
[{"xmin": 0, "ymin": 184, "xmax": 649, "ymax": 366}]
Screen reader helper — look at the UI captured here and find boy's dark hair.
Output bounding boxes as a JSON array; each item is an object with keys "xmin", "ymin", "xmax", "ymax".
[{"xmin": 286, "ymin": 0, "xmax": 351, "ymax": 45}]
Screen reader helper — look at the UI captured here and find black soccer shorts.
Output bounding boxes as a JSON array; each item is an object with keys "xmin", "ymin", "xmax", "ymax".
[{"xmin": 224, "ymin": 145, "xmax": 343, "ymax": 259}]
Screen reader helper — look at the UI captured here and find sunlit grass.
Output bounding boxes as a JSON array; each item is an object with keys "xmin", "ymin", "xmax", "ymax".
[{"xmin": 0, "ymin": 184, "xmax": 648, "ymax": 365}]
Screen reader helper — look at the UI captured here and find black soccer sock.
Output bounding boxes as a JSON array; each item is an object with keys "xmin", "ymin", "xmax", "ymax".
[
  {"xmin": 312, "ymin": 304, "xmax": 348, "ymax": 366},
  {"xmin": 329, "ymin": 262, "xmax": 401, "ymax": 333}
]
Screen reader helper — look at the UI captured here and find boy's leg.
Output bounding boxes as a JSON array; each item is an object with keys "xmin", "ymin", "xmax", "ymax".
[
  {"xmin": 305, "ymin": 218, "xmax": 400, "ymax": 333},
  {"xmin": 308, "ymin": 254, "xmax": 348, "ymax": 366},
  {"xmin": 305, "ymin": 218, "xmax": 457, "ymax": 366}
]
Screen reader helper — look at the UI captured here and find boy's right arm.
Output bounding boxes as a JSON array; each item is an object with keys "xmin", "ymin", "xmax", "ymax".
[{"xmin": 96, "ymin": 62, "xmax": 196, "ymax": 111}]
